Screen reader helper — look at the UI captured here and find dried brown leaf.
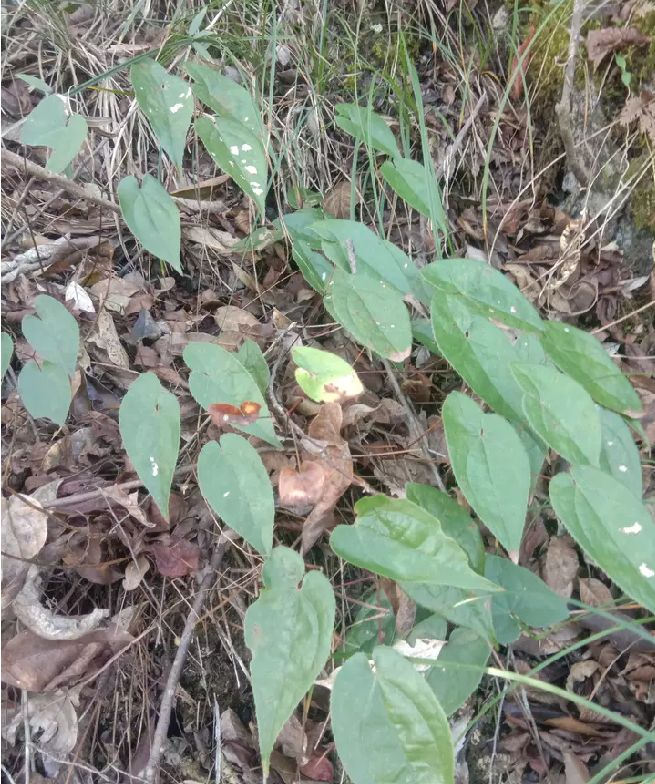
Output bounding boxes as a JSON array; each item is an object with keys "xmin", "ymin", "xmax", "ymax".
[
  {"xmin": 542, "ymin": 536, "xmax": 579, "ymax": 598},
  {"xmin": 278, "ymin": 461, "xmax": 326, "ymax": 514},
  {"xmin": 300, "ymin": 404, "xmax": 353, "ymax": 552},
  {"xmin": 579, "ymin": 577, "xmax": 613, "ymax": 608},
  {"xmin": 586, "ymin": 27, "xmax": 651, "ymax": 69},
  {"xmin": 149, "ymin": 539, "xmax": 200, "ymax": 577},
  {"xmin": 13, "ymin": 566, "xmax": 109, "ymax": 640},
  {"xmin": 619, "ymin": 91, "xmax": 655, "ymax": 144},
  {"xmin": 1, "ymin": 494, "xmax": 48, "ymax": 611}
]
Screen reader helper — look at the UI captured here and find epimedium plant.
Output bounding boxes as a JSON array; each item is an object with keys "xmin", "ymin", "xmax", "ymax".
[{"xmin": 4, "ymin": 56, "xmax": 655, "ymax": 784}]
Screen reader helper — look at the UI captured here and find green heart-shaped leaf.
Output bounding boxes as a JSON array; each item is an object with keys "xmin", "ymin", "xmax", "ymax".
[
  {"xmin": 331, "ymin": 646, "xmax": 455, "ymax": 784},
  {"xmin": 244, "ymin": 547, "xmax": 334, "ymax": 774},
  {"xmin": 330, "ymin": 496, "xmax": 496, "ymax": 592},
  {"xmin": 183, "ymin": 342, "xmax": 281, "ymax": 447},
  {"xmin": 20, "ymin": 94, "xmax": 87, "ymax": 173},
  {"xmin": 511, "ymin": 363, "xmax": 601, "ymax": 466},
  {"xmin": 198, "ymin": 434, "xmax": 273, "ymax": 555},
  {"xmin": 325, "ymin": 269, "xmax": 412, "ymax": 361},
  {"xmin": 423, "ymin": 258, "xmax": 543, "ymax": 332},
  {"xmin": 541, "ymin": 321, "xmax": 642, "ymax": 416},
  {"xmin": 550, "ymin": 466, "xmax": 655, "ymax": 615},
  {"xmin": 130, "ymin": 58, "xmax": 193, "ymax": 168},
  {"xmin": 117, "ymin": 175, "xmax": 181, "ymax": 270},
  {"xmin": 17, "ymin": 361, "xmax": 72, "ymax": 425},
  {"xmin": 442, "ymin": 392, "xmax": 530, "ymax": 553},
  {"xmin": 22, "ymin": 295, "xmax": 79, "ymax": 375},
  {"xmin": 119, "ymin": 372, "xmax": 180, "ymax": 519}
]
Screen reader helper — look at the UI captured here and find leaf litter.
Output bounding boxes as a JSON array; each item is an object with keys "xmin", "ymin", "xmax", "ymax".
[{"xmin": 1, "ymin": 1, "xmax": 654, "ymax": 782}]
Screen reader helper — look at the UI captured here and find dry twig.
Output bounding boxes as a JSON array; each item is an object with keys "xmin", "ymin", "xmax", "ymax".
[
  {"xmin": 556, "ymin": 0, "xmax": 591, "ymax": 187},
  {"xmin": 142, "ymin": 533, "xmax": 231, "ymax": 784}
]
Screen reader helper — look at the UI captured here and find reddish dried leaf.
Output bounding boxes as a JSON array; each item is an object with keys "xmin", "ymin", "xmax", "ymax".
[
  {"xmin": 149, "ymin": 539, "xmax": 200, "ymax": 577},
  {"xmin": 208, "ymin": 401, "xmax": 262, "ymax": 427},
  {"xmin": 301, "ymin": 403, "xmax": 354, "ymax": 552},
  {"xmin": 300, "ymin": 751, "xmax": 334, "ymax": 782},
  {"xmin": 278, "ymin": 461, "xmax": 326, "ymax": 513},
  {"xmin": 586, "ymin": 27, "xmax": 651, "ymax": 69}
]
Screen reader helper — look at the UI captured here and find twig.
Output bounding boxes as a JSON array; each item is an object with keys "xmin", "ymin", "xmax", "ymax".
[
  {"xmin": 437, "ymin": 91, "xmax": 487, "ymax": 180},
  {"xmin": 555, "ymin": 0, "xmax": 591, "ymax": 187},
  {"xmin": 2, "ymin": 148, "xmax": 227, "ymax": 216},
  {"xmin": 2, "ymin": 149, "xmax": 121, "ymax": 213},
  {"xmin": 382, "ymin": 360, "xmax": 446, "ymax": 492},
  {"xmin": 42, "ymin": 464, "xmax": 195, "ymax": 509},
  {"xmin": 142, "ymin": 534, "xmax": 230, "ymax": 784}
]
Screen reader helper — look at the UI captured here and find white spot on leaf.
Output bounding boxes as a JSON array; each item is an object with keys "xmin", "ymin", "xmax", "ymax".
[
  {"xmin": 244, "ymin": 165, "xmax": 258, "ymax": 175},
  {"xmin": 230, "ymin": 145, "xmax": 239, "ymax": 155},
  {"xmin": 169, "ymin": 103, "xmax": 184, "ymax": 114},
  {"xmin": 619, "ymin": 522, "xmax": 642, "ymax": 535},
  {"xmin": 618, "ymin": 464, "xmax": 628, "ymax": 473},
  {"xmin": 223, "ymin": 491, "xmax": 230, "ymax": 498},
  {"xmin": 639, "ymin": 563, "xmax": 654, "ymax": 578},
  {"xmin": 510, "ymin": 306, "xmax": 517, "ymax": 314},
  {"xmin": 241, "ymin": 143, "xmax": 252, "ymax": 151},
  {"xmin": 149, "ymin": 457, "xmax": 159, "ymax": 477}
]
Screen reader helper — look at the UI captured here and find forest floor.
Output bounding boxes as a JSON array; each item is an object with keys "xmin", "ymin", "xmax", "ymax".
[{"xmin": 1, "ymin": 1, "xmax": 654, "ymax": 783}]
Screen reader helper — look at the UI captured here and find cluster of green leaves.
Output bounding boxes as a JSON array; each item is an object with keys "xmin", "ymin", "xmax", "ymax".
[
  {"xmin": 11, "ymin": 295, "xmax": 80, "ymax": 425},
  {"xmin": 12, "ymin": 61, "xmax": 655, "ymax": 784}
]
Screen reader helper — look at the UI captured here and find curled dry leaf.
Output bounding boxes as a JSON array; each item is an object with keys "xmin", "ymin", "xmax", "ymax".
[
  {"xmin": 3, "ymin": 688, "xmax": 79, "ymax": 765},
  {"xmin": 122, "ymin": 555, "xmax": 151, "ymax": 590},
  {"xmin": 149, "ymin": 539, "xmax": 201, "ymax": 577},
  {"xmin": 586, "ymin": 27, "xmax": 651, "ymax": 69},
  {"xmin": 278, "ymin": 460, "xmax": 326, "ymax": 514},
  {"xmin": 301, "ymin": 403, "xmax": 354, "ymax": 552},
  {"xmin": 1, "ymin": 494, "xmax": 48, "ymax": 611},
  {"xmin": 579, "ymin": 577, "xmax": 614, "ymax": 608},
  {"xmin": 13, "ymin": 566, "xmax": 110, "ymax": 640},
  {"xmin": 2, "ymin": 621, "xmax": 133, "ymax": 691}
]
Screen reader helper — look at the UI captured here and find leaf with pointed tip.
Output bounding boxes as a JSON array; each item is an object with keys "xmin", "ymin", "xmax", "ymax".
[
  {"xmin": 334, "ymin": 103, "xmax": 400, "ymax": 158},
  {"xmin": 541, "ymin": 321, "xmax": 642, "ymax": 416},
  {"xmin": 117, "ymin": 175, "xmax": 181, "ymax": 270},
  {"xmin": 185, "ymin": 62, "xmax": 263, "ymax": 136},
  {"xmin": 331, "ymin": 646, "xmax": 455, "ymax": 784},
  {"xmin": 426, "ymin": 629, "xmax": 490, "ymax": 715},
  {"xmin": 20, "ymin": 94, "xmax": 87, "ymax": 173},
  {"xmin": 119, "ymin": 372, "xmax": 180, "ymax": 519},
  {"xmin": 130, "ymin": 58, "xmax": 193, "ymax": 167},
  {"xmin": 442, "ymin": 392, "xmax": 530, "ymax": 553},
  {"xmin": 330, "ymin": 496, "xmax": 496, "ymax": 592},
  {"xmin": 325, "ymin": 269, "xmax": 412, "ymax": 361},
  {"xmin": 404, "ymin": 583, "xmax": 495, "ymax": 641},
  {"xmin": 198, "ymin": 434, "xmax": 273, "ymax": 555},
  {"xmin": 431, "ymin": 292, "xmax": 548, "ymax": 423},
  {"xmin": 17, "ymin": 361, "xmax": 71, "ymax": 425},
  {"xmin": 485, "ymin": 555, "xmax": 570, "ymax": 644},
  {"xmin": 381, "ymin": 157, "xmax": 448, "ymax": 234},
  {"xmin": 307, "ymin": 219, "xmax": 417, "ymax": 296},
  {"xmin": 599, "ymin": 409, "xmax": 642, "ymax": 497},
  {"xmin": 183, "ymin": 342, "xmax": 281, "ymax": 447},
  {"xmin": 244, "ymin": 548, "xmax": 334, "ymax": 775},
  {"xmin": 236, "ymin": 340, "xmax": 270, "ymax": 395},
  {"xmin": 423, "ymin": 258, "xmax": 543, "ymax": 332},
  {"xmin": 511, "ymin": 363, "xmax": 601, "ymax": 466},
  {"xmin": 196, "ymin": 114, "xmax": 267, "ymax": 215},
  {"xmin": 22, "ymin": 295, "xmax": 79, "ymax": 375},
  {"xmin": 550, "ymin": 466, "xmax": 655, "ymax": 615},
  {"xmin": 1, "ymin": 333, "xmax": 13, "ymax": 380}
]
